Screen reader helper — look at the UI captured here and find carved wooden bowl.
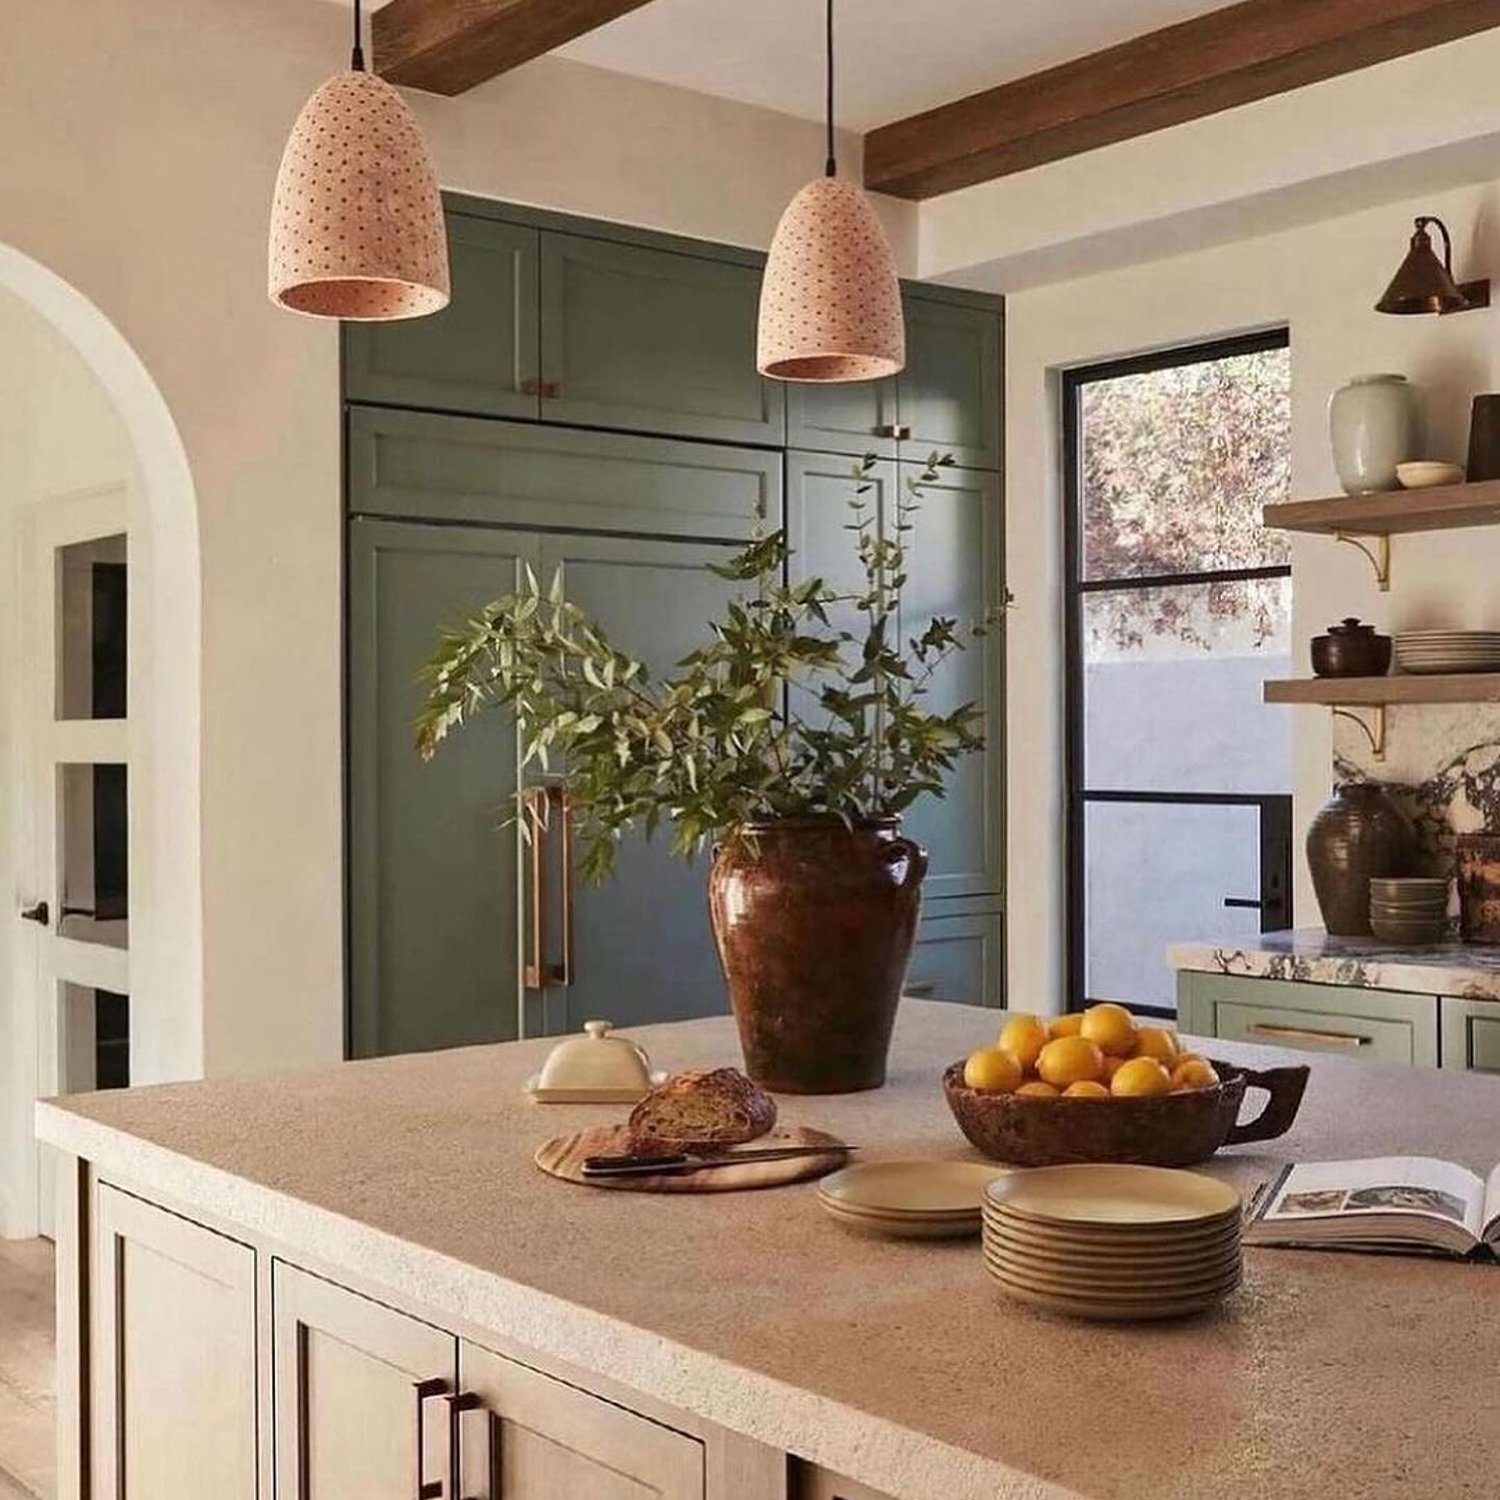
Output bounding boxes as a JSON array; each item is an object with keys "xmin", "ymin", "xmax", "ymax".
[{"xmin": 942, "ymin": 1059, "xmax": 1309, "ymax": 1168}]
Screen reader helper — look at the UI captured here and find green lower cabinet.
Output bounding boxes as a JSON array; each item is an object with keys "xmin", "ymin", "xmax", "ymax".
[
  {"xmin": 1177, "ymin": 972, "xmax": 1439, "ymax": 1067},
  {"xmin": 907, "ymin": 903, "xmax": 1004, "ymax": 1008},
  {"xmin": 1440, "ymin": 997, "xmax": 1500, "ymax": 1072}
]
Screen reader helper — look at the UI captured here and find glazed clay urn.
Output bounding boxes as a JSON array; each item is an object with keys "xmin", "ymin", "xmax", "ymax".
[
  {"xmin": 1306, "ymin": 783, "xmax": 1415, "ymax": 937},
  {"xmin": 1328, "ymin": 374, "xmax": 1418, "ymax": 495},
  {"xmin": 708, "ymin": 819, "xmax": 927, "ymax": 1094}
]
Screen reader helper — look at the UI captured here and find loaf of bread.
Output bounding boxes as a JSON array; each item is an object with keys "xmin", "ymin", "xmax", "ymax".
[{"xmin": 627, "ymin": 1067, "xmax": 777, "ymax": 1154}]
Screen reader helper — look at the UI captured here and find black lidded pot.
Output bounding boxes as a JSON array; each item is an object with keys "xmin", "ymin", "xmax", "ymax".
[{"xmin": 1311, "ymin": 618, "xmax": 1391, "ymax": 678}]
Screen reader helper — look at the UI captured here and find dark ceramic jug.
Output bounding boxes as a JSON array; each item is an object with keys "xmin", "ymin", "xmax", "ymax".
[
  {"xmin": 708, "ymin": 818, "xmax": 927, "ymax": 1094},
  {"xmin": 1306, "ymin": 783, "xmax": 1414, "ymax": 937}
]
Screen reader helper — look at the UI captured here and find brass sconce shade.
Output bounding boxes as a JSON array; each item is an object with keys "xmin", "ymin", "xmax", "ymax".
[
  {"xmin": 1375, "ymin": 216, "xmax": 1490, "ymax": 316},
  {"xmin": 268, "ymin": 0, "xmax": 450, "ymax": 321}
]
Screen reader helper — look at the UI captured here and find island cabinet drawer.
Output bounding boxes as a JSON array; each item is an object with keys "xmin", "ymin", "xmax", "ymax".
[
  {"xmin": 90, "ymin": 1185, "xmax": 259, "ymax": 1500},
  {"xmin": 1179, "ymin": 973, "xmax": 1438, "ymax": 1066},
  {"xmin": 791, "ymin": 1462, "xmax": 896, "ymax": 1500},
  {"xmin": 458, "ymin": 1339, "xmax": 704, "ymax": 1497},
  {"xmin": 1440, "ymin": 997, "xmax": 1500, "ymax": 1072}
]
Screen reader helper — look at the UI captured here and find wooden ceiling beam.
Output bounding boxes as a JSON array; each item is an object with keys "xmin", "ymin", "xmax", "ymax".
[
  {"xmin": 373, "ymin": 0, "xmax": 657, "ymax": 97},
  {"xmin": 864, "ymin": 0, "xmax": 1500, "ymax": 200}
]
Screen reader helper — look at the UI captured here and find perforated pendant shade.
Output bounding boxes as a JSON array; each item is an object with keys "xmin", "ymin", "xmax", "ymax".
[
  {"xmin": 757, "ymin": 176, "xmax": 905, "ymax": 383},
  {"xmin": 268, "ymin": 70, "xmax": 450, "ymax": 321}
]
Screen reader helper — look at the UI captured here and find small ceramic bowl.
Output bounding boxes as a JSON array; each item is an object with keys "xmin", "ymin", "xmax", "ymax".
[
  {"xmin": 1369, "ymin": 916, "xmax": 1447, "ymax": 946},
  {"xmin": 1396, "ymin": 461, "xmax": 1465, "ymax": 490}
]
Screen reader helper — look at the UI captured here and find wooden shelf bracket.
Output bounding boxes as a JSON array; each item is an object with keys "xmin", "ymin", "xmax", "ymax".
[
  {"xmin": 1332, "ymin": 704, "xmax": 1387, "ymax": 760},
  {"xmin": 1333, "ymin": 531, "xmax": 1390, "ymax": 591}
]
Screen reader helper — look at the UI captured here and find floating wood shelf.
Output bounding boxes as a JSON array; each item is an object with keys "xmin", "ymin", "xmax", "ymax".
[
  {"xmin": 1264, "ymin": 674, "xmax": 1500, "ymax": 705},
  {"xmin": 1263, "ymin": 480, "xmax": 1500, "ymax": 537}
]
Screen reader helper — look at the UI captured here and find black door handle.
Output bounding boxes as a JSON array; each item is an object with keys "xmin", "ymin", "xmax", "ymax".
[
  {"xmin": 1223, "ymin": 897, "xmax": 1263, "ymax": 910},
  {"xmin": 20, "ymin": 902, "xmax": 49, "ymax": 927}
]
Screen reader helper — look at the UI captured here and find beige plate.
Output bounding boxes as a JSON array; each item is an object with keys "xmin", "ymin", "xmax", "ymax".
[
  {"xmin": 986, "ymin": 1164, "xmax": 1240, "ymax": 1227},
  {"xmin": 984, "ymin": 1239, "xmax": 1242, "ymax": 1285},
  {"xmin": 989, "ymin": 1276, "xmax": 1237, "ymax": 1322},
  {"xmin": 823, "ymin": 1202, "xmax": 980, "ymax": 1240},
  {"xmin": 823, "ymin": 1198, "xmax": 979, "ymax": 1226},
  {"xmin": 984, "ymin": 1251, "xmax": 1242, "ymax": 1298},
  {"xmin": 983, "ymin": 1208, "xmax": 1241, "ymax": 1252},
  {"xmin": 819, "ymin": 1159, "xmax": 1002, "ymax": 1216}
]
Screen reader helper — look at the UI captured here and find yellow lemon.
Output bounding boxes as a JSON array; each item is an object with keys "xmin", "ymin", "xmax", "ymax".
[
  {"xmin": 1016, "ymin": 1080, "xmax": 1061, "ymax": 1099},
  {"xmin": 1110, "ymin": 1057, "xmax": 1173, "ymax": 1098},
  {"xmin": 1134, "ymin": 1026, "xmax": 1180, "ymax": 1067},
  {"xmin": 1171, "ymin": 1057, "xmax": 1221, "ymax": 1092},
  {"xmin": 1047, "ymin": 1013, "xmax": 1084, "ymax": 1039},
  {"xmin": 1176, "ymin": 1051, "xmax": 1206, "ymax": 1068},
  {"xmin": 963, "ymin": 1047, "xmax": 1023, "ymax": 1094},
  {"xmin": 998, "ymin": 1013, "xmax": 1048, "ymax": 1071},
  {"xmin": 1080, "ymin": 1002, "xmax": 1138, "ymax": 1057},
  {"xmin": 1063, "ymin": 1080, "xmax": 1111, "ymax": 1099},
  {"xmin": 1036, "ymin": 1035, "xmax": 1105, "ymax": 1088},
  {"xmin": 1100, "ymin": 1053, "xmax": 1125, "ymax": 1083}
]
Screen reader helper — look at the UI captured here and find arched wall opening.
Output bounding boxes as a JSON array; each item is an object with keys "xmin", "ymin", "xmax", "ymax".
[{"xmin": 0, "ymin": 244, "xmax": 202, "ymax": 1237}]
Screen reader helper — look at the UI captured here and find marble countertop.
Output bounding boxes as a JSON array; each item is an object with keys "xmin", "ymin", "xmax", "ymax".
[
  {"xmin": 1170, "ymin": 926, "xmax": 1500, "ymax": 999},
  {"xmin": 35, "ymin": 1000, "xmax": 1500, "ymax": 1500}
]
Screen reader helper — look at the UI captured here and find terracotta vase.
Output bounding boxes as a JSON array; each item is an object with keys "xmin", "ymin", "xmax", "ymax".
[
  {"xmin": 708, "ymin": 819, "xmax": 928, "ymax": 1094},
  {"xmin": 1306, "ymin": 783, "xmax": 1415, "ymax": 937}
]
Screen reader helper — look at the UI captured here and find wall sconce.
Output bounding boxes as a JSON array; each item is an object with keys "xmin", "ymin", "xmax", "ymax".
[{"xmin": 1375, "ymin": 216, "xmax": 1490, "ymax": 316}]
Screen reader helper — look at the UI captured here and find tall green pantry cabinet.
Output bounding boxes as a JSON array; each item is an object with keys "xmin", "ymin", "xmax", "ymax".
[{"xmin": 344, "ymin": 195, "xmax": 1006, "ymax": 1056}]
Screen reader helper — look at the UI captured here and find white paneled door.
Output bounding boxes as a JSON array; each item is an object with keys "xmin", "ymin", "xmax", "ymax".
[{"xmin": 16, "ymin": 485, "xmax": 130, "ymax": 1236}]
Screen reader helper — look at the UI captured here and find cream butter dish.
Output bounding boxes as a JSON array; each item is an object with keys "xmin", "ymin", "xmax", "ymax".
[{"xmin": 525, "ymin": 1020, "xmax": 665, "ymax": 1104}]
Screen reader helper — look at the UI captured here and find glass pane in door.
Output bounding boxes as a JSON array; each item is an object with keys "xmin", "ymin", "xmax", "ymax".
[
  {"xmin": 55, "ymin": 534, "xmax": 127, "ymax": 720},
  {"xmin": 1084, "ymin": 800, "xmax": 1263, "ymax": 1011},
  {"xmin": 57, "ymin": 762, "xmax": 128, "ymax": 947}
]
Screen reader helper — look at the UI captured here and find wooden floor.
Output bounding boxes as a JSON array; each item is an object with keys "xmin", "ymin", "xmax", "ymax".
[{"xmin": 0, "ymin": 1240, "xmax": 54, "ymax": 1499}]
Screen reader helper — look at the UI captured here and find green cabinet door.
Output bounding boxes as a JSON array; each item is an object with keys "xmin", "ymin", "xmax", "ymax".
[
  {"xmin": 539, "ymin": 232, "xmax": 784, "ymax": 446},
  {"xmin": 785, "ymin": 376, "xmax": 899, "ymax": 460},
  {"xmin": 898, "ymin": 287, "xmax": 1002, "ymax": 471},
  {"xmin": 347, "ymin": 407, "xmax": 782, "ymax": 539},
  {"xmin": 1439, "ymin": 997, "xmax": 1500, "ymax": 1072},
  {"xmin": 343, "ymin": 214, "xmax": 540, "ymax": 417},
  {"xmin": 896, "ymin": 461, "xmax": 1004, "ymax": 902},
  {"xmin": 527, "ymin": 531, "xmax": 745, "ymax": 1036},
  {"xmin": 908, "ymin": 903, "xmax": 1004, "ymax": 1007},
  {"xmin": 348, "ymin": 519, "xmax": 531, "ymax": 1058}
]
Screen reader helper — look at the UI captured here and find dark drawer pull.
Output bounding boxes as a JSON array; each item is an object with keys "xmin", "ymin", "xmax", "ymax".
[{"xmin": 414, "ymin": 1378, "xmax": 448, "ymax": 1499}]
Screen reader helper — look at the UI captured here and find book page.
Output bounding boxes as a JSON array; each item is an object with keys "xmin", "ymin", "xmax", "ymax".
[
  {"xmin": 1262, "ymin": 1157, "xmax": 1485, "ymax": 1239},
  {"xmin": 1482, "ymin": 1163, "xmax": 1500, "ymax": 1241}
]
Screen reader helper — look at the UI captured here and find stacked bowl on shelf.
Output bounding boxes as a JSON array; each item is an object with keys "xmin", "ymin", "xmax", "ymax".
[
  {"xmin": 1369, "ymin": 876, "xmax": 1450, "ymax": 945},
  {"xmin": 1393, "ymin": 630, "xmax": 1500, "ymax": 675},
  {"xmin": 981, "ymin": 1164, "xmax": 1243, "ymax": 1321}
]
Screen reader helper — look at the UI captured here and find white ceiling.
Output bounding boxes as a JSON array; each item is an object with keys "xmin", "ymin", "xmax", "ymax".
[{"xmin": 554, "ymin": 0, "xmax": 1232, "ymax": 131}]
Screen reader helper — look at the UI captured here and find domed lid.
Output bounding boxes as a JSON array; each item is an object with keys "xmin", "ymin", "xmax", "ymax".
[
  {"xmin": 1327, "ymin": 617, "xmax": 1379, "ymax": 638},
  {"xmin": 529, "ymin": 1021, "xmax": 657, "ymax": 1103}
]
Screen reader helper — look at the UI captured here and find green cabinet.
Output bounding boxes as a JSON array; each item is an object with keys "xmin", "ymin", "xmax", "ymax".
[
  {"xmin": 539, "ymin": 232, "xmax": 783, "ymax": 446},
  {"xmin": 786, "ymin": 452, "xmax": 1004, "ymax": 907},
  {"xmin": 785, "ymin": 286, "xmax": 1002, "ymax": 470},
  {"xmin": 1177, "ymin": 972, "xmax": 1439, "ymax": 1066},
  {"xmin": 908, "ymin": 903, "xmax": 1004, "ymax": 1007},
  {"xmin": 1440, "ymin": 997, "xmax": 1500, "ymax": 1072},
  {"xmin": 348, "ymin": 519, "xmax": 528, "ymax": 1057},
  {"xmin": 344, "ymin": 213, "xmax": 540, "ymax": 418},
  {"xmin": 347, "ymin": 406, "xmax": 782, "ymax": 538}
]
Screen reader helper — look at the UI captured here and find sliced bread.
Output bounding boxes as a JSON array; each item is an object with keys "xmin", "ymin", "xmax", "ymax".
[{"xmin": 627, "ymin": 1067, "xmax": 777, "ymax": 1154}]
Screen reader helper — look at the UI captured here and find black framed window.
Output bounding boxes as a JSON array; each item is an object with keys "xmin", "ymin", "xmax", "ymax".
[{"xmin": 1063, "ymin": 330, "xmax": 1294, "ymax": 1017}]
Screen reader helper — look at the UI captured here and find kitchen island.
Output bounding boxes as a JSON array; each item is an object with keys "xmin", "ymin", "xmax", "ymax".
[{"xmin": 36, "ymin": 999, "xmax": 1500, "ymax": 1500}]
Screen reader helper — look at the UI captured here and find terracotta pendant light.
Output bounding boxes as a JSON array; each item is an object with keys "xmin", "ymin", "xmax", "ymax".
[
  {"xmin": 268, "ymin": 0, "xmax": 450, "ymax": 321},
  {"xmin": 757, "ymin": 0, "xmax": 905, "ymax": 382}
]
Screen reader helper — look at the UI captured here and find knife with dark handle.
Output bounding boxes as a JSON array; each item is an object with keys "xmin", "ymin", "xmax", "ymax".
[{"xmin": 582, "ymin": 1143, "xmax": 856, "ymax": 1178}]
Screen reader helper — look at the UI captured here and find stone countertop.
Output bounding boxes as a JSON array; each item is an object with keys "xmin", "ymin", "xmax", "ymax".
[
  {"xmin": 35, "ymin": 1001, "xmax": 1500, "ymax": 1500},
  {"xmin": 1170, "ymin": 926, "xmax": 1500, "ymax": 1000}
]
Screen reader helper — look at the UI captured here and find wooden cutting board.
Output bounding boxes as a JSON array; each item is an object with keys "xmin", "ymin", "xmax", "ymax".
[{"xmin": 535, "ymin": 1125, "xmax": 849, "ymax": 1193}]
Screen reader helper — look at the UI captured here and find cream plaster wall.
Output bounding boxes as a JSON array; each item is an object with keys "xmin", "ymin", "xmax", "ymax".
[
  {"xmin": 0, "ymin": 0, "xmax": 916, "ymax": 1079},
  {"xmin": 1004, "ymin": 182, "xmax": 1500, "ymax": 1014}
]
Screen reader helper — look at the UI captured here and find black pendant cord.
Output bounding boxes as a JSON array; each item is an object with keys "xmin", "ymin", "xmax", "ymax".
[
  {"xmin": 352, "ymin": 0, "xmax": 366, "ymax": 72},
  {"xmin": 824, "ymin": 0, "xmax": 836, "ymax": 177}
]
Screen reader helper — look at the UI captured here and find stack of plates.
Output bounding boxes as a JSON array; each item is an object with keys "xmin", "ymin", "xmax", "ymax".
[
  {"xmin": 1394, "ymin": 631, "xmax": 1500, "ymax": 675},
  {"xmin": 982, "ymin": 1164, "xmax": 1243, "ymax": 1321},
  {"xmin": 818, "ymin": 1160, "xmax": 1000, "ymax": 1239}
]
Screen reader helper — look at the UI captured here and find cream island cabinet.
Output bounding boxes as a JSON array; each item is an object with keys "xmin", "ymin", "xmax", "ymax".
[{"xmin": 38, "ymin": 1001, "xmax": 1500, "ymax": 1500}]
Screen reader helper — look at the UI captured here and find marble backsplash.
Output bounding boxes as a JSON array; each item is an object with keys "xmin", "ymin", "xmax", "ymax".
[{"xmin": 1333, "ymin": 703, "xmax": 1500, "ymax": 877}]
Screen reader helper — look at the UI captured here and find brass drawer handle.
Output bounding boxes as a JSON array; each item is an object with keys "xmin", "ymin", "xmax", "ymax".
[{"xmin": 1248, "ymin": 1023, "xmax": 1371, "ymax": 1051}]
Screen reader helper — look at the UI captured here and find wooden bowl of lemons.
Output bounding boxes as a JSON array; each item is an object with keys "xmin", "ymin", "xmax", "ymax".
[{"xmin": 943, "ymin": 1005, "xmax": 1309, "ymax": 1168}]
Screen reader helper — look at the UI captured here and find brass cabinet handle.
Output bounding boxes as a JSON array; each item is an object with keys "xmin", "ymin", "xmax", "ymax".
[
  {"xmin": 521, "ymin": 785, "xmax": 573, "ymax": 990},
  {"xmin": 447, "ymin": 1392, "xmax": 496, "ymax": 1500},
  {"xmin": 413, "ymin": 1378, "xmax": 449, "ymax": 1499},
  {"xmin": 894, "ymin": 423, "xmax": 912, "ymax": 440},
  {"xmin": 541, "ymin": 379, "xmax": 563, "ymax": 399},
  {"xmin": 1247, "ymin": 1023, "xmax": 1371, "ymax": 1051},
  {"xmin": 519, "ymin": 377, "xmax": 540, "ymax": 397}
]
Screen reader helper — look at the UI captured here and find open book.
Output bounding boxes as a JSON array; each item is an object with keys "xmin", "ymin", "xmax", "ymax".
[{"xmin": 1245, "ymin": 1157, "xmax": 1500, "ymax": 1260}]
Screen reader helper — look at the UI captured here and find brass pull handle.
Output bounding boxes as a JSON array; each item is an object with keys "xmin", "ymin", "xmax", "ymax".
[
  {"xmin": 413, "ymin": 1378, "xmax": 449, "ymax": 1499},
  {"xmin": 521, "ymin": 786, "xmax": 573, "ymax": 990},
  {"xmin": 1247, "ymin": 1023, "xmax": 1370, "ymax": 1051},
  {"xmin": 519, "ymin": 377, "xmax": 540, "ymax": 396},
  {"xmin": 895, "ymin": 423, "xmax": 912, "ymax": 440},
  {"xmin": 541, "ymin": 380, "xmax": 562, "ymax": 399},
  {"xmin": 447, "ymin": 1392, "xmax": 496, "ymax": 1500},
  {"xmin": 905, "ymin": 980, "xmax": 937, "ymax": 998},
  {"xmin": 877, "ymin": 422, "xmax": 898, "ymax": 438}
]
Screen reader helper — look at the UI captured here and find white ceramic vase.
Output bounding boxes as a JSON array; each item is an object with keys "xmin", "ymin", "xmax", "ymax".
[{"xmin": 1328, "ymin": 374, "xmax": 1419, "ymax": 495}]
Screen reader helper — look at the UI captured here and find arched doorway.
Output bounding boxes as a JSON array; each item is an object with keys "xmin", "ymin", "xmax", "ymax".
[{"xmin": 0, "ymin": 245, "xmax": 201, "ymax": 1238}]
